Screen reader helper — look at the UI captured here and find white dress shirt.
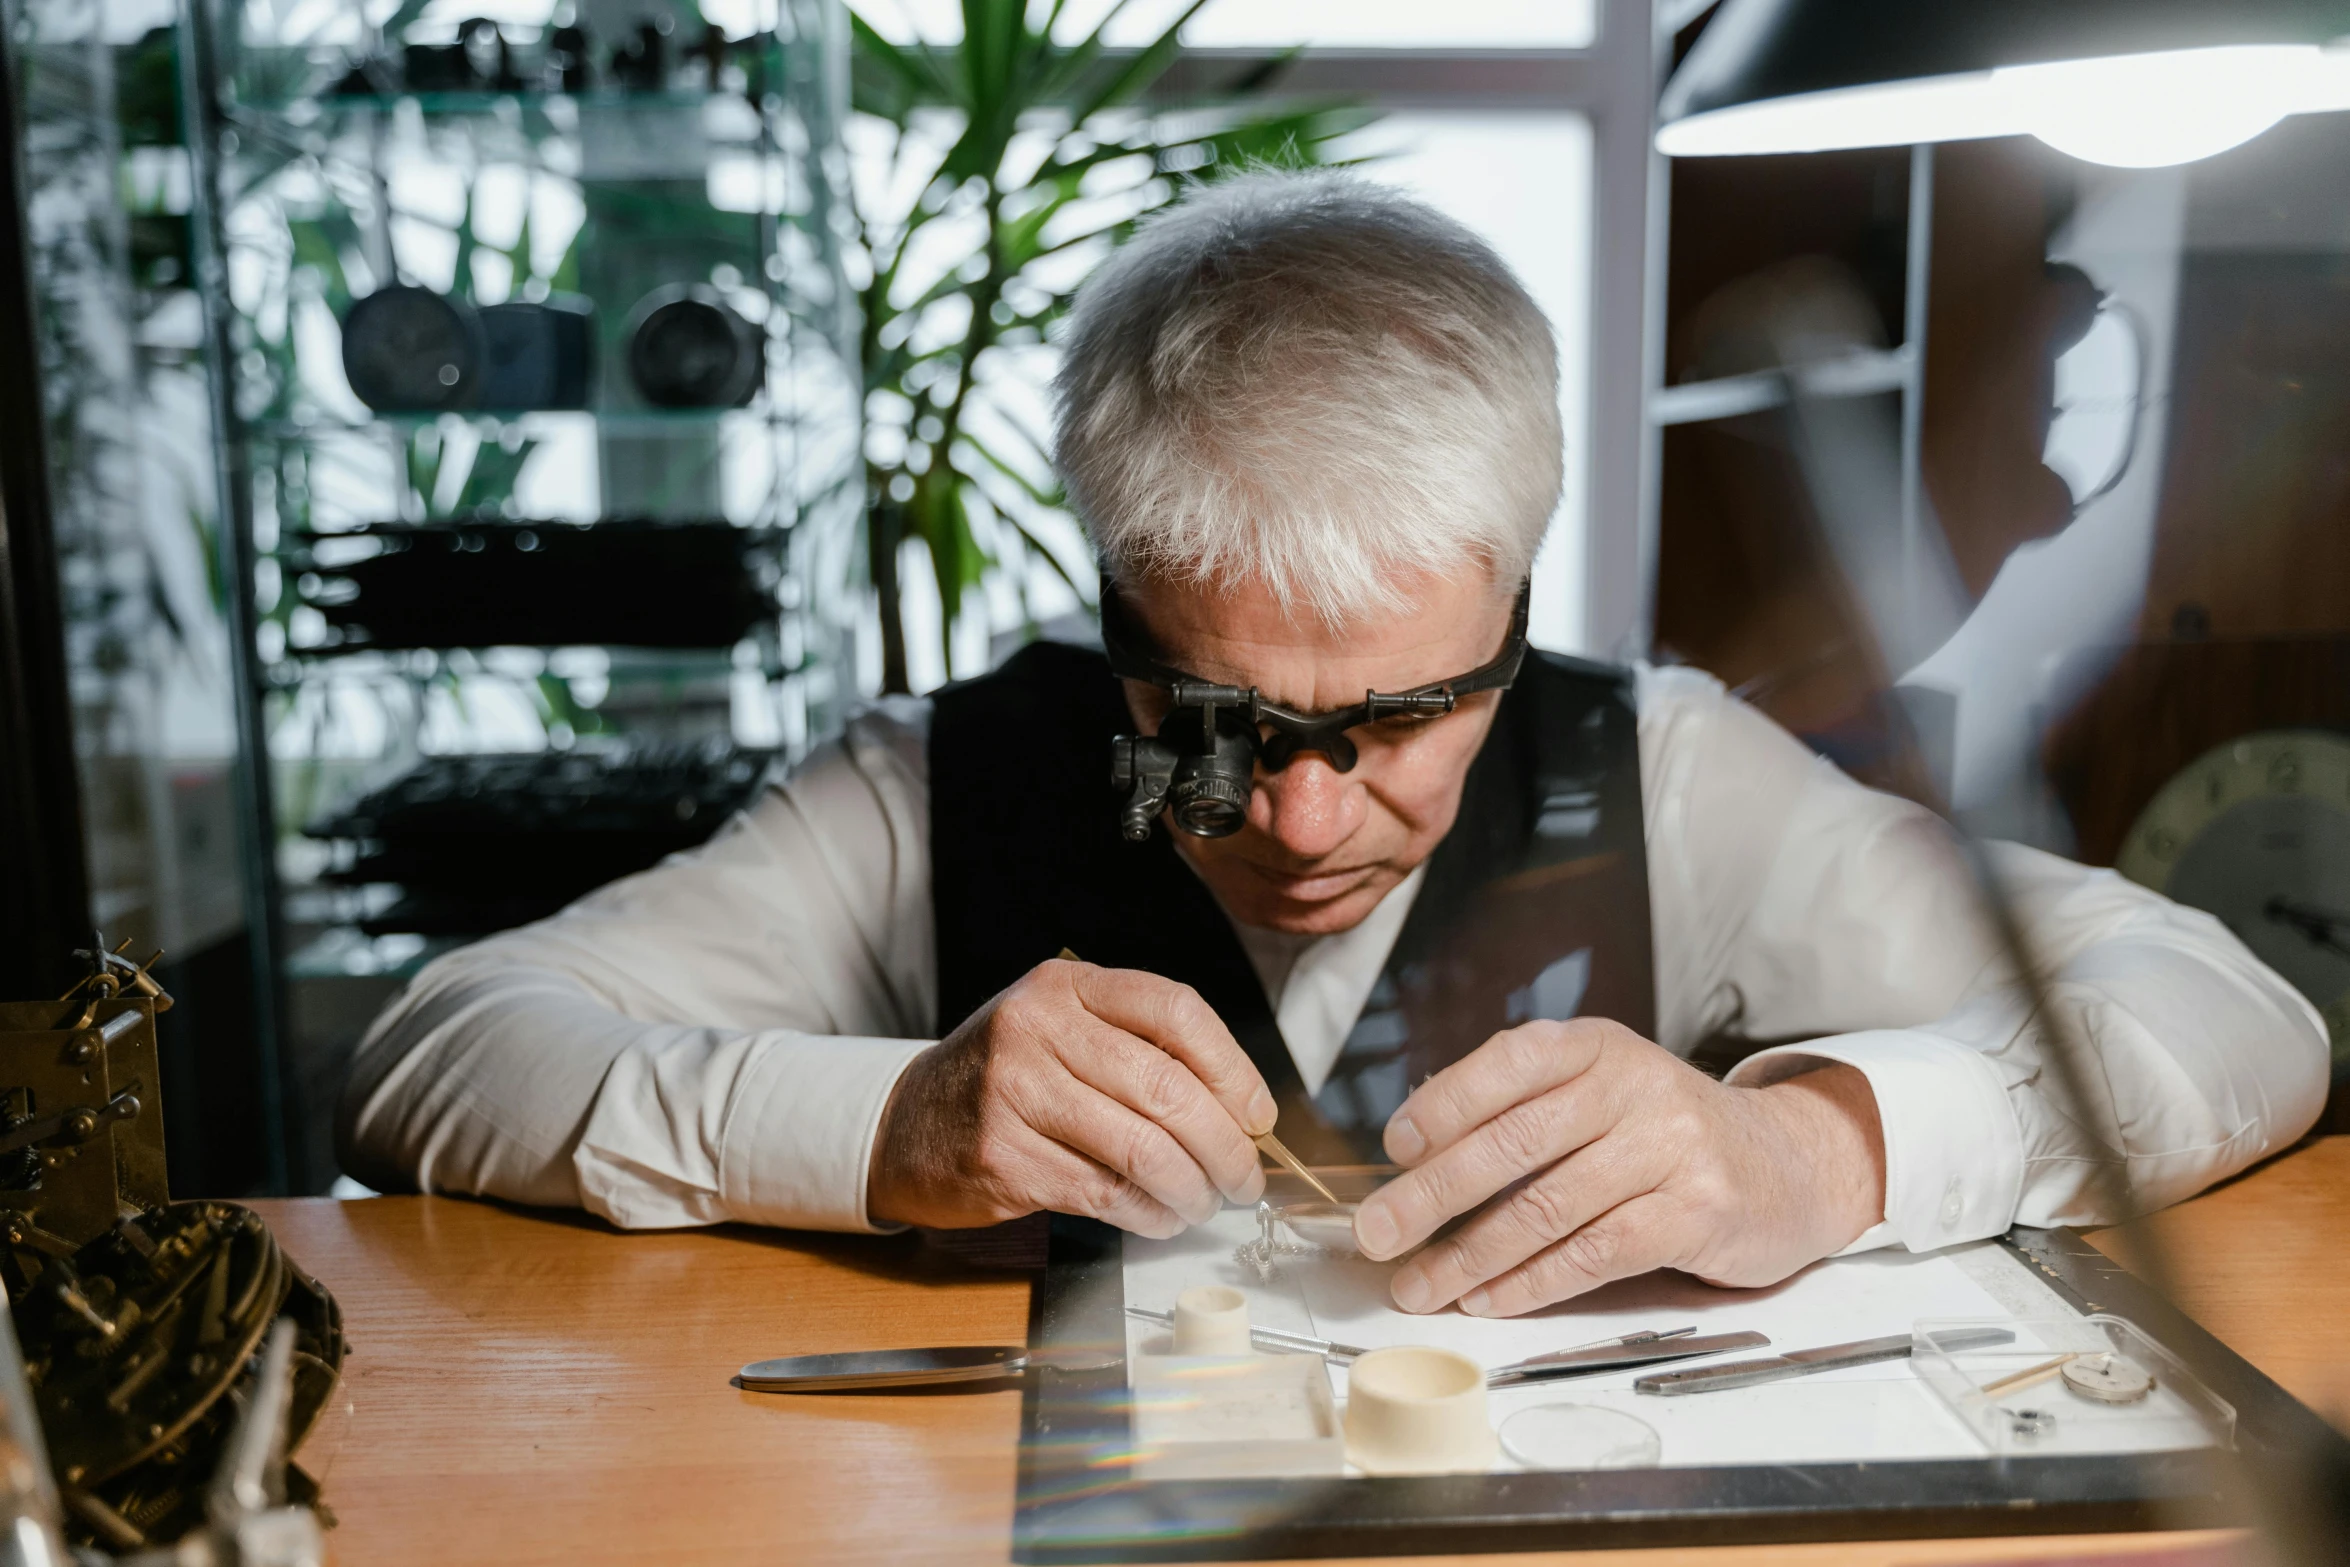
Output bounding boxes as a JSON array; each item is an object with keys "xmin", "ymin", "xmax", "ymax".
[{"xmin": 336, "ymin": 665, "xmax": 2328, "ymax": 1253}]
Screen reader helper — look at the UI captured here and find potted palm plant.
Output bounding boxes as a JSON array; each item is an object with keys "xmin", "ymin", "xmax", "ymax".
[{"xmin": 848, "ymin": 0, "xmax": 1369, "ymax": 691}]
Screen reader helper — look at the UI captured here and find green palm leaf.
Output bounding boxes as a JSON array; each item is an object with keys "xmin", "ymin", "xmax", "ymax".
[
  {"xmin": 847, "ymin": 0, "xmax": 1378, "ymax": 692},
  {"xmin": 1066, "ymin": 0, "xmax": 1210, "ymax": 125},
  {"xmin": 850, "ymin": 12, "xmax": 951, "ymax": 118}
]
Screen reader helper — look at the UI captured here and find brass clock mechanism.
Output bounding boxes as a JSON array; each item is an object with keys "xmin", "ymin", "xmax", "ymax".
[{"xmin": 0, "ymin": 943, "xmax": 347, "ymax": 1554}]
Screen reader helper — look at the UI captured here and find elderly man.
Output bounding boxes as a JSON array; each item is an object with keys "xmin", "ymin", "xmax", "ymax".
[{"xmin": 339, "ymin": 172, "xmax": 2325, "ymax": 1320}]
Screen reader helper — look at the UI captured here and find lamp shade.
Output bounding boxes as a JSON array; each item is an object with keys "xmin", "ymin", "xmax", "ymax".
[{"xmin": 1659, "ymin": 0, "xmax": 2350, "ymax": 167}]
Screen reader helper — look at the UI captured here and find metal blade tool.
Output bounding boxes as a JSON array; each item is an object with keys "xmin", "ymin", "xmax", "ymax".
[{"xmin": 1635, "ymin": 1327, "xmax": 2015, "ymax": 1395}]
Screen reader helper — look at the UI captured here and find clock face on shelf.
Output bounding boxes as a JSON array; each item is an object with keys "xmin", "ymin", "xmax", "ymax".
[{"xmin": 2118, "ymin": 730, "xmax": 2350, "ymax": 1068}]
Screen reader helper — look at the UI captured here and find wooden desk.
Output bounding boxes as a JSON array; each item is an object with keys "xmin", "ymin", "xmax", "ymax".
[{"xmin": 254, "ymin": 1137, "xmax": 2350, "ymax": 1567}]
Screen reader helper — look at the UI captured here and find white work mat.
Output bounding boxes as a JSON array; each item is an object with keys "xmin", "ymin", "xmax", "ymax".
[{"xmin": 1121, "ymin": 1206, "xmax": 2184, "ymax": 1470}]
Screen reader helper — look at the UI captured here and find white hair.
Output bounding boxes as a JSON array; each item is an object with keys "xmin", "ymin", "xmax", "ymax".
[{"xmin": 1054, "ymin": 169, "xmax": 1561, "ymax": 625}]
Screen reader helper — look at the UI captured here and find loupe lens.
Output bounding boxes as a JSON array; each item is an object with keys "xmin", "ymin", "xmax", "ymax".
[
  {"xmin": 1170, "ymin": 778, "xmax": 1247, "ymax": 836},
  {"xmin": 1163, "ymin": 720, "xmax": 1256, "ymax": 837}
]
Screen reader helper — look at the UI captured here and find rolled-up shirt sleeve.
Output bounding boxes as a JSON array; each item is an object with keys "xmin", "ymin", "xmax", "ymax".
[
  {"xmin": 1638, "ymin": 664, "xmax": 2329, "ymax": 1253},
  {"xmin": 335, "ymin": 700, "xmax": 938, "ymax": 1232}
]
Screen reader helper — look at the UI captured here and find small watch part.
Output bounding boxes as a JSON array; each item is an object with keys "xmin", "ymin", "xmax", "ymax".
[
  {"xmin": 1232, "ymin": 1200, "xmax": 1331, "ymax": 1281},
  {"xmin": 1233, "ymin": 1202, "xmax": 1295, "ymax": 1281},
  {"xmin": 2004, "ymin": 1406, "xmax": 2059, "ymax": 1440},
  {"xmin": 2061, "ymin": 1351, "xmax": 2155, "ymax": 1404}
]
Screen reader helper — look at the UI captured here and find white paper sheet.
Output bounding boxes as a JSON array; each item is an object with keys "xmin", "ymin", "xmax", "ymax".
[{"xmin": 1119, "ymin": 1205, "xmax": 2200, "ymax": 1471}]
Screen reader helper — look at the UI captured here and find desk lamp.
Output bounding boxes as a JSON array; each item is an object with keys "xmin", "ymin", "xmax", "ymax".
[{"xmin": 1659, "ymin": 0, "xmax": 2350, "ymax": 167}]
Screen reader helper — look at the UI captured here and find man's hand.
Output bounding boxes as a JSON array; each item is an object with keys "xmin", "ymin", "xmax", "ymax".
[
  {"xmin": 1353, "ymin": 1019, "xmax": 1886, "ymax": 1315},
  {"xmin": 867, "ymin": 958, "xmax": 1276, "ymax": 1235}
]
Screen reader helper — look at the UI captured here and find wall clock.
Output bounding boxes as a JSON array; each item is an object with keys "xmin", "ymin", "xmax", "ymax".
[{"xmin": 2117, "ymin": 729, "xmax": 2350, "ymax": 1070}]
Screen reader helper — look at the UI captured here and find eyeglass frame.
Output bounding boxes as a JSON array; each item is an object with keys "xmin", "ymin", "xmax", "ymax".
[{"xmin": 1097, "ymin": 579, "xmax": 1532, "ymax": 773}]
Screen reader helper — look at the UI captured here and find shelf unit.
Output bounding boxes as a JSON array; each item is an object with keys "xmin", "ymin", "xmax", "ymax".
[
  {"xmin": 174, "ymin": 0, "xmax": 860, "ymax": 1187},
  {"xmin": 1640, "ymin": 122, "xmax": 1939, "ymax": 651}
]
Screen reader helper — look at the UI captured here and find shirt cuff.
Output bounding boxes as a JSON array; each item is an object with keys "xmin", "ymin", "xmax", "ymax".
[
  {"xmin": 718, "ymin": 1034, "xmax": 931, "ymax": 1233},
  {"xmin": 1724, "ymin": 1031, "xmax": 2024, "ymax": 1255}
]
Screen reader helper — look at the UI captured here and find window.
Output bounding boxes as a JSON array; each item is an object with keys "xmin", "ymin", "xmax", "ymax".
[
  {"xmin": 858, "ymin": 0, "xmax": 1599, "ymax": 50},
  {"xmin": 1345, "ymin": 112, "xmax": 1597, "ymax": 655},
  {"xmin": 854, "ymin": 2, "xmax": 1645, "ymax": 689}
]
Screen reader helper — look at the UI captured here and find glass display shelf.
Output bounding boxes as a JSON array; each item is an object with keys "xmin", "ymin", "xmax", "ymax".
[
  {"xmin": 253, "ymin": 639, "xmax": 794, "ymax": 671},
  {"xmin": 246, "ymin": 405, "xmax": 809, "ymax": 438},
  {"xmin": 251, "ymin": 644, "xmax": 791, "ymax": 678},
  {"xmin": 215, "ymin": 88, "xmax": 778, "ymax": 178},
  {"xmin": 259, "ymin": 641, "xmax": 800, "ymax": 677},
  {"xmin": 171, "ymin": 0, "xmax": 863, "ymax": 1187},
  {"xmin": 238, "ymin": 87, "xmax": 773, "ymax": 126}
]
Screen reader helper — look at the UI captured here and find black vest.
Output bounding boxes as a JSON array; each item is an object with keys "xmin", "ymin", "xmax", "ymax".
[{"xmin": 928, "ymin": 642, "xmax": 1655, "ymax": 1165}]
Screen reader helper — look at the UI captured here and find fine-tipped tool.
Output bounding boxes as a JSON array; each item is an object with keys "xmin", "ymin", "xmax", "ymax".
[
  {"xmin": 1123, "ymin": 1305, "xmax": 1370, "ymax": 1363},
  {"xmin": 1979, "ymin": 1351, "xmax": 2080, "ymax": 1399},
  {"xmin": 1255, "ymin": 1130, "xmax": 1342, "ymax": 1205},
  {"xmin": 1486, "ymin": 1329, "xmax": 1771, "ymax": 1389},
  {"xmin": 1520, "ymin": 1326, "xmax": 1699, "ymax": 1364},
  {"xmin": 1635, "ymin": 1326, "xmax": 2016, "ymax": 1395},
  {"xmin": 737, "ymin": 1345, "xmax": 1120, "ymax": 1392}
]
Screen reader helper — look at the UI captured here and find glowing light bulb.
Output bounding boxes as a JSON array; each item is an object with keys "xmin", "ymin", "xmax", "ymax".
[
  {"xmin": 1658, "ymin": 44, "xmax": 2350, "ymax": 168},
  {"xmin": 2000, "ymin": 46, "xmax": 2309, "ymax": 169}
]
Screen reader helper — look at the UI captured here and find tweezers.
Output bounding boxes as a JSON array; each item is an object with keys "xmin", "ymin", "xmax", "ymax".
[
  {"xmin": 1123, "ymin": 1305, "xmax": 1371, "ymax": 1362},
  {"xmin": 1485, "ymin": 1329, "xmax": 1772, "ymax": 1388},
  {"xmin": 1121, "ymin": 1309, "xmax": 1750, "ymax": 1380},
  {"xmin": 1635, "ymin": 1326, "xmax": 2016, "ymax": 1395}
]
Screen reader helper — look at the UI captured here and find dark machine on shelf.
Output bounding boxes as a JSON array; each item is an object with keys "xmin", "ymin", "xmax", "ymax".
[
  {"xmin": 622, "ymin": 284, "xmax": 764, "ymax": 408},
  {"xmin": 0, "ymin": 948, "xmax": 344, "ymax": 1554},
  {"xmin": 333, "ymin": 16, "xmax": 761, "ymax": 99},
  {"xmin": 307, "ymin": 740, "xmax": 774, "ymax": 937},
  {"xmin": 338, "ymin": 285, "xmax": 595, "ymax": 414},
  {"xmin": 291, "ymin": 518, "xmax": 782, "ymax": 651},
  {"xmin": 338, "ymin": 280, "xmax": 758, "ymax": 414},
  {"xmin": 400, "ymin": 15, "xmax": 523, "ymax": 93}
]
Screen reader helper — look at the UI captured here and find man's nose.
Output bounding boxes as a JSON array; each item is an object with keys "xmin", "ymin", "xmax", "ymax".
[{"xmin": 1251, "ymin": 753, "xmax": 1362, "ymax": 859}]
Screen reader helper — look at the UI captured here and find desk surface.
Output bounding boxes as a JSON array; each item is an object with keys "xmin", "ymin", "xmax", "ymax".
[{"xmin": 254, "ymin": 1137, "xmax": 2350, "ymax": 1567}]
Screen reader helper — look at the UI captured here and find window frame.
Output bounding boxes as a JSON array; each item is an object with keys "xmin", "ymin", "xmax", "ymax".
[{"xmin": 1144, "ymin": 3, "xmax": 1665, "ymax": 657}]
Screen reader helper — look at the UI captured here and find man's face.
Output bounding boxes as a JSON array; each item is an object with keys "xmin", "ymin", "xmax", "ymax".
[{"xmin": 1118, "ymin": 570, "xmax": 1516, "ymax": 936}]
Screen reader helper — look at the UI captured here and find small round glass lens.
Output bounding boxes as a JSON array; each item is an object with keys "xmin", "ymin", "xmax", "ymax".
[
  {"xmin": 1499, "ymin": 1404, "xmax": 1663, "ymax": 1471},
  {"xmin": 1174, "ymin": 795, "xmax": 1244, "ymax": 836}
]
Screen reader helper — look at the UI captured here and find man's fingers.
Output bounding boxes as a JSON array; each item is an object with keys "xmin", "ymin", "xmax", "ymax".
[
  {"xmin": 1384, "ymin": 1133, "xmax": 1645, "ymax": 1312},
  {"xmin": 1010, "ymin": 1130, "xmax": 1191, "ymax": 1239},
  {"xmin": 1023, "ymin": 1076, "xmax": 1225, "ymax": 1227},
  {"xmin": 1060, "ymin": 1018, "xmax": 1267, "ymax": 1205},
  {"xmin": 1461, "ymin": 1194, "xmax": 1682, "ymax": 1317},
  {"xmin": 1064, "ymin": 963, "xmax": 1276, "ymax": 1136},
  {"xmin": 1355, "ymin": 1080, "xmax": 1607, "ymax": 1261},
  {"xmin": 1383, "ymin": 1020, "xmax": 1611, "ymax": 1167}
]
